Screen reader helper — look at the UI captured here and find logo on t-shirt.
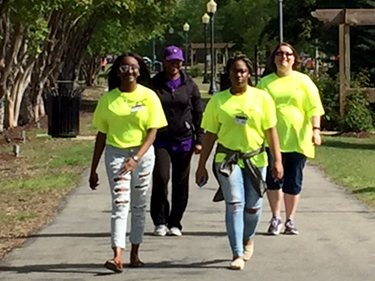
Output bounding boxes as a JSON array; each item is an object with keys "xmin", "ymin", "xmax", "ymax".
[{"xmin": 131, "ymin": 103, "xmax": 145, "ymax": 113}]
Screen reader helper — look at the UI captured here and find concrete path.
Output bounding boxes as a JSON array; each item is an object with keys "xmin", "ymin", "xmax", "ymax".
[{"xmin": 1, "ymin": 154, "xmax": 375, "ymax": 281}]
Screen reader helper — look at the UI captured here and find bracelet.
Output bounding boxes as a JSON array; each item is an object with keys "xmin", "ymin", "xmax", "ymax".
[{"xmin": 313, "ymin": 126, "xmax": 321, "ymax": 131}]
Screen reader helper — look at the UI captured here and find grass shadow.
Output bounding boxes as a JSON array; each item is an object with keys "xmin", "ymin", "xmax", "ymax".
[
  {"xmin": 352, "ymin": 187, "xmax": 375, "ymax": 194},
  {"xmin": 322, "ymin": 139, "xmax": 375, "ymax": 150}
]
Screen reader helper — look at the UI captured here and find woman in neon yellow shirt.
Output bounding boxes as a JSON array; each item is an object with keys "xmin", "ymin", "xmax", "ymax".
[
  {"xmin": 258, "ymin": 43, "xmax": 324, "ymax": 235},
  {"xmin": 196, "ymin": 54, "xmax": 283, "ymax": 270},
  {"xmin": 89, "ymin": 53, "xmax": 167, "ymax": 272}
]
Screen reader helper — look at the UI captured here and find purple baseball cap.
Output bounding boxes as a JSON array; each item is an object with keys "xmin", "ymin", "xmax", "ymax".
[{"xmin": 164, "ymin": 45, "xmax": 185, "ymax": 61}]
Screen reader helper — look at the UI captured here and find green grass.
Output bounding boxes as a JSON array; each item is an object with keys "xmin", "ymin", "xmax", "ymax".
[
  {"xmin": 312, "ymin": 136, "xmax": 375, "ymax": 208},
  {"xmin": 48, "ymin": 141, "xmax": 93, "ymax": 167},
  {"xmin": 0, "ymin": 173, "xmax": 79, "ymax": 191},
  {"xmin": 193, "ymin": 77, "xmax": 212, "ymax": 100},
  {"xmin": 0, "ymin": 114, "xmax": 95, "ymax": 192},
  {"xmin": 15, "ymin": 213, "xmax": 37, "ymax": 221}
]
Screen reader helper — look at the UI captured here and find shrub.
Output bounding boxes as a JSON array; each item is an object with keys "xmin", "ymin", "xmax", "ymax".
[
  {"xmin": 344, "ymin": 91, "xmax": 374, "ymax": 132},
  {"xmin": 344, "ymin": 71, "xmax": 374, "ymax": 131},
  {"xmin": 312, "ymin": 73, "xmax": 341, "ymax": 131},
  {"xmin": 188, "ymin": 64, "xmax": 203, "ymax": 78}
]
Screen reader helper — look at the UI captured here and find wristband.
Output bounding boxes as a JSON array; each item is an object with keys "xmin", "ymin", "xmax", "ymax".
[{"xmin": 313, "ymin": 126, "xmax": 321, "ymax": 131}]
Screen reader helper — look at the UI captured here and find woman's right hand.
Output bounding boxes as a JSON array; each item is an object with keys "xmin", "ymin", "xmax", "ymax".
[
  {"xmin": 89, "ymin": 171, "xmax": 99, "ymax": 190},
  {"xmin": 195, "ymin": 166, "xmax": 209, "ymax": 187}
]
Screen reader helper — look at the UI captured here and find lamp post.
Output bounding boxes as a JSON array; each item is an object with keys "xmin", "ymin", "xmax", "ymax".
[
  {"xmin": 183, "ymin": 22, "xmax": 190, "ymax": 71},
  {"xmin": 152, "ymin": 38, "xmax": 156, "ymax": 71},
  {"xmin": 278, "ymin": 0, "xmax": 283, "ymax": 43},
  {"xmin": 207, "ymin": 0, "xmax": 217, "ymax": 94},
  {"xmin": 202, "ymin": 13, "xmax": 210, "ymax": 84}
]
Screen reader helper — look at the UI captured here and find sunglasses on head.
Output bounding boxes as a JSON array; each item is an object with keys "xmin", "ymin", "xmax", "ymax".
[
  {"xmin": 119, "ymin": 64, "xmax": 140, "ymax": 72},
  {"xmin": 276, "ymin": 51, "xmax": 294, "ymax": 57}
]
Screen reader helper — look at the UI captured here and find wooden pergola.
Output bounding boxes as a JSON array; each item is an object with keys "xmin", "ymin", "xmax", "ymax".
[
  {"xmin": 312, "ymin": 9, "xmax": 375, "ymax": 117},
  {"xmin": 189, "ymin": 42, "xmax": 235, "ymax": 69}
]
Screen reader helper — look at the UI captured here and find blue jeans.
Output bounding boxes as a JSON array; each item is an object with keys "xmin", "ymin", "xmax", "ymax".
[
  {"xmin": 105, "ymin": 145, "xmax": 155, "ymax": 249},
  {"xmin": 215, "ymin": 163, "xmax": 266, "ymax": 257}
]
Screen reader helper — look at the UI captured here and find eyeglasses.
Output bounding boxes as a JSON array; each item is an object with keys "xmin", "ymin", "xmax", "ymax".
[
  {"xmin": 275, "ymin": 51, "xmax": 294, "ymax": 57},
  {"xmin": 119, "ymin": 64, "xmax": 140, "ymax": 72}
]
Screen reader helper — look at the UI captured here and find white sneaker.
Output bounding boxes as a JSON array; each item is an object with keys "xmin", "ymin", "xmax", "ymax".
[
  {"xmin": 153, "ymin": 225, "xmax": 168, "ymax": 236},
  {"xmin": 168, "ymin": 227, "xmax": 182, "ymax": 236}
]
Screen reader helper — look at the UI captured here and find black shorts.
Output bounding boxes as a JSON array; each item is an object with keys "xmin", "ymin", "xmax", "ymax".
[{"xmin": 266, "ymin": 148, "xmax": 307, "ymax": 195}]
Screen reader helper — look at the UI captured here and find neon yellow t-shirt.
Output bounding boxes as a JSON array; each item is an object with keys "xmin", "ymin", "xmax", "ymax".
[
  {"xmin": 201, "ymin": 85, "xmax": 277, "ymax": 167},
  {"xmin": 93, "ymin": 85, "xmax": 168, "ymax": 149},
  {"xmin": 257, "ymin": 71, "xmax": 324, "ymax": 158}
]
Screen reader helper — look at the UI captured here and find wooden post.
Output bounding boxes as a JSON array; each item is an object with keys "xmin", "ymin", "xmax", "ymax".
[
  {"xmin": 345, "ymin": 24, "xmax": 351, "ymax": 85},
  {"xmin": 13, "ymin": 144, "xmax": 20, "ymax": 157},
  {"xmin": 339, "ymin": 23, "xmax": 350, "ymax": 118},
  {"xmin": 22, "ymin": 130, "xmax": 26, "ymax": 143}
]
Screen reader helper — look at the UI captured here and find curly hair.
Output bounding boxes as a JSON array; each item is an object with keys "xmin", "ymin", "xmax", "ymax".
[{"xmin": 108, "ymin": 53, "xmax": 151, "ymax": 91}]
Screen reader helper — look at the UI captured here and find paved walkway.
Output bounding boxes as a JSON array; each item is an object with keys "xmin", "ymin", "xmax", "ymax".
[{"xmin": 1, "ymin": 154, "xmax": 375, "ymax": 281}]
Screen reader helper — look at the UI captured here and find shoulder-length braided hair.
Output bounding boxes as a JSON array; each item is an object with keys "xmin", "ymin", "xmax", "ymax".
[{"xmin": 225, "ymin": 54, "xmax": 254, "ymax": 87}]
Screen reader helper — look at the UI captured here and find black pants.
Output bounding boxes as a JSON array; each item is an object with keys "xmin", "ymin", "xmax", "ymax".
[{"xmin": 151, "ymin": 147, "xmax": 193, "ymax": 230}]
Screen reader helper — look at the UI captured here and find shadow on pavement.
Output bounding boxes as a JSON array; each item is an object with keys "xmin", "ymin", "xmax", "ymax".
[
  {"xmin": 0, "ymin": 259, "xmax": 229, "ymax": 275},
  {"xmin": 0, "ymin": 263, "xmax": 105, "ymax": 275}
]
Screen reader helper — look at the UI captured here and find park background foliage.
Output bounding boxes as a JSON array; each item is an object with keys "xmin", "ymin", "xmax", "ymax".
[{"xmin": 1, "ymin": 0, "xmax": 375, "ymax": 131}]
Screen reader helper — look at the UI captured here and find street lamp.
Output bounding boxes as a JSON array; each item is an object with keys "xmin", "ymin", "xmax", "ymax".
[
  {"xmin": 207, "ymin": 0, "xmax": 217, "ymax": 94},
  {"xmin": 152, "ymin": 38, "xmax": 156, "ymax": 71},
  {"xmin": 278, "ymin": 0, "xmax": 283, "ymax": 43},
  {"xmin": 183, "ymin": 22, "xmax": 190, "ymax": 71},
  {"xmin": 202, "ymin": 13, "xmax": 210, "ymax": 84}
]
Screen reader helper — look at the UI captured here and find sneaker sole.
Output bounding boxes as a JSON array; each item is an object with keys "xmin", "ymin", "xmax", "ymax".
[
  {"xmin": 168, "ymin": 232, "xmax": 182, "ymax": 236},
  {"xmin": 284, "ymin": 230, "xmax": 299, "ymax": 235},
  {"xmin": 267, "ymin": 225, "xmax": 283, "ymax": 236}
]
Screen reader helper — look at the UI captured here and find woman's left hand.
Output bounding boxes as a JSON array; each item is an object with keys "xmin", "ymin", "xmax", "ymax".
[
  {"xmin": 194, "ymin": 144, "xmax": 202, "ymax": 154},
  {"xmin": 119, "ymin": 157, "xmax": 138, "ymax": 175},
  {"xmin": 312, "ymin": 130, "xmax": 322, "ymax": 146},
  {"xmin": 272, "ymin": 160, "xmax": 284, "ymax": 181}
]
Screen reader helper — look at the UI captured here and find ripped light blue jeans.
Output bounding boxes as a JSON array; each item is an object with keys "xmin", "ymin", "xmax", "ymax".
[
  {"xmin": 105, "ymin": 145, "xmax": 155, "ymax": 249},
  {"xmin": 215, "ymin": 163, "xmax": 266, "ymax": 258}
]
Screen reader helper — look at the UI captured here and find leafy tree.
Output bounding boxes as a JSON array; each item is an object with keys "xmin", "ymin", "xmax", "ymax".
[{"xmin": 0, "ymin": 0, "xmax": 178, "ymax": 129}]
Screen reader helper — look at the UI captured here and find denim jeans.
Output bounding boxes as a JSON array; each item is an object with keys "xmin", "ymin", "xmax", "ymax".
[
  {"xmin": 215, "ymin": 163, "xmax": 266, "ymax": 257},
  {"xmin": 105, "ymin": 145, "xmax": 155, "ymax": 249}
]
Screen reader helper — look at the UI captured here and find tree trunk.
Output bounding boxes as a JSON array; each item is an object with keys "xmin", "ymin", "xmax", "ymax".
[
  {"xmin": 0, "ymin": 96, "xmax": 4, "ymax": 132},
  {"xmin": 81, "ymin": 54, "xmax": 102, "ymax": 86},
  {"xmin": 28, "ymin": 9, "xmax": 83, "ymax": 123},
  {"xmin": 58, "ymin": 15, "xmax": 97, "ymax": 84},
  {"xmin": 7, "ymin": 58, "xmax": 35, "ymax": 128}
]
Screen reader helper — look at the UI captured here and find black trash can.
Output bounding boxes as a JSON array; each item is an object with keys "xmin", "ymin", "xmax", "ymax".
[{"xmin": 47, "ymin": 82, "xmax": 83, "ymax": 138}]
